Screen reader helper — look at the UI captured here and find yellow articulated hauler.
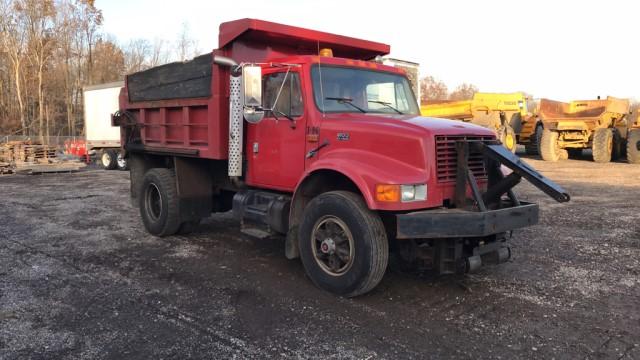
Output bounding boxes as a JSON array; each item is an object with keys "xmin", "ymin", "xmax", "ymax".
[
  {"xmin": 538, "ymin": 96, "xmax": 639, "ymax": 163},
  {"xmin": 421, "ymin": 92, "xmax": 539, "ymax": 153}
]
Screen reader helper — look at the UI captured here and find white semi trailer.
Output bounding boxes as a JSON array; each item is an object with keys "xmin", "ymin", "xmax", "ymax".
[{"xmin": 83, "ymin": 81, "xmax": 126, "ymax": 170}]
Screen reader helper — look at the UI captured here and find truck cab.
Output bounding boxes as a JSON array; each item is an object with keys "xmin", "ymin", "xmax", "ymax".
[
  {"xmin": 115, "ymin": 19, "xmax": 569, "ymax": 297},
  {"xmin": 248, "ymin": 54, "xmax": 495, "ymax": 210}
]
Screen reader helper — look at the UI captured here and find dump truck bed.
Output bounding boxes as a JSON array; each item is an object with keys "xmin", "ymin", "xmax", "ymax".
[
  {"xmin": 421, "ymin": 92, "xmax": 530, "ymax": 120},
  {"xmin": 539, "ymin": 97, "xmax": 630, "ymax": 123},
  {"xmin": 421, "ymin": 100, "xmax": 472, "ymax": 120}
]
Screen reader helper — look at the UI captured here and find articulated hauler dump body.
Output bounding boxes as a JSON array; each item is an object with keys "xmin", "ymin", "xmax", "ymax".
[
  {"xmin": 538, "ymin": 97, "xmax": 639, "ymax": 163},
  {"xmin": 114, "ymin": 19, "xmax": 569, "ymax": 297},
  {"xmin": 421, "ymin": 92, "xmax": 539, "ymax": 154}
]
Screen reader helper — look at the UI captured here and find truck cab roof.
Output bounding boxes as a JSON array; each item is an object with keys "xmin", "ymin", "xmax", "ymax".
[{"xmin": 218, "ymin": 18, "xmax": 390, "ymax": 60}]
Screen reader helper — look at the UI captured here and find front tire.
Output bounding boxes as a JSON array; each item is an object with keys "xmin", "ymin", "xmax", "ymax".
[
  {"xmin": 592, "ymin": 128, "xmax": 613, "ymax": 163},
  {"xmin": 139, "ymin": 168, "xmax": 181, "ymax": 237},
  {"xmin": 298, "ymin": 191, "xmax": 388, "ymax": 297}
]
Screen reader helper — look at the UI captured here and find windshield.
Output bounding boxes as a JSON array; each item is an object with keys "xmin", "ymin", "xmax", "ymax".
[{"xmin": 311, "ymin": 65, "xmax": 420, "ymax": 115}]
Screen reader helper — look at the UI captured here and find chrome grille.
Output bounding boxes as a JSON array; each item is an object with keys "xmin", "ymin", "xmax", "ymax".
[{"xmin": 435, "ymin": 135, "xmax": 493, "ymax": 183}]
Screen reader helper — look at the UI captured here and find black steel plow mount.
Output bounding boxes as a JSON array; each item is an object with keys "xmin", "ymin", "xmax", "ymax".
[{"xmin": 454, "ymin": 140, "xmax": 570, "ymax": 212}]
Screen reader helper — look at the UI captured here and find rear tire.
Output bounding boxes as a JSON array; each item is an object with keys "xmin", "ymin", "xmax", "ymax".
[
  {"xmin": 298, "ymin": 191, "xmax": 388, "ymax": 297},
  {"xmin": 627, "ymin": 129, "xmax": 640, "ymax": 164},
  {"xmin": 101, "ymin": 150, "xmax": 117, "ymax": 170},
  {"xmin": 524, "ymin": 124, "xmax": 543, "ymax": 155},
  {"xmin": 592, "ymin": 128, "xmax": 613, "ymax": 163},
  {"xmin": 540, "ymin": 129, "xmax": 561, "ymax": 162},
  {"xmin": 139, "ymin": 168, "xmax": 181, "ymax": 237}
]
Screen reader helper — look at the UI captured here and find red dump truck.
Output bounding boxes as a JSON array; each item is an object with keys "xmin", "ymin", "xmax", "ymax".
[{"xmin": 114, "ymin": 19, "xmax": 569, "ymax": 297}]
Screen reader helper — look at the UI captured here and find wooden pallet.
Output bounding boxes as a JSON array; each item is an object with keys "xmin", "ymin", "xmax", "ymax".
[{"xmin": 0, "ymin": 142, "xmax": 59, "ymax": 164}]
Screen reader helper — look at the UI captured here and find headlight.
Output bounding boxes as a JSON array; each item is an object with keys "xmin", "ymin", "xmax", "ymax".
[{"xmin": 401, "ymin": 184, "xmax": 427, "ymax": 202}]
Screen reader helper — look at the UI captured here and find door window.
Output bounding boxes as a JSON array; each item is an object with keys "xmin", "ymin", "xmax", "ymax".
[{"xmin": 263, "ymin": 72, "xmax": 303, "ymax": 118}]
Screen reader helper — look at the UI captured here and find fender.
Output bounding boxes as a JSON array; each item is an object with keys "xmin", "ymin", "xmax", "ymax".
[{"xmin": 297, "ymin": 148, "xmax": 435, "ymax": 211}]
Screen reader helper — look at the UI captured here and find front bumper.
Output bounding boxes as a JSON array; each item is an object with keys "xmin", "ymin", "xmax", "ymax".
[{"xmin": 396, "ymin": 201, "xmax": 539, "ymax": 239}]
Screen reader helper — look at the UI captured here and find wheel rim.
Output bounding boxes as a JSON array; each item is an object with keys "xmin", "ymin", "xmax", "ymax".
[
  {"xmin": 117, "ymin": 153, "xmax": 126, "ymax": 168},
  {"xmin": 311, "ymin": 215, "xmax": 355, "ymax": 276},
  {"xmin": 145, "ymin": 183, "xmax": 162, "ymax": 222},
  {"xmin": 101, "ymin": 152, "xmax": 111, "ymax": 167}
]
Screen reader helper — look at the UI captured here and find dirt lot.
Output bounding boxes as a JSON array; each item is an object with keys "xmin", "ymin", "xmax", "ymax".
[{"xmin": 1, "ymin": 155, "xmax": 639, "ymax": 359}]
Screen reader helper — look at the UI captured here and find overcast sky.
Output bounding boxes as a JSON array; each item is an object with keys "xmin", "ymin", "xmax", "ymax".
[{"xmin": 98, "ymin": 0, "xmax": 638, "ymax": 101}]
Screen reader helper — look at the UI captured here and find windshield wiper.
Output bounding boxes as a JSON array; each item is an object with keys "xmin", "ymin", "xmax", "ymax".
[
  {"xmin": 325, "ymin": 97, "xmax": 366, "ymax": 113},
  {"xmin": 368, "ymin": 100, "xmax": 403, "ymax": 114}
]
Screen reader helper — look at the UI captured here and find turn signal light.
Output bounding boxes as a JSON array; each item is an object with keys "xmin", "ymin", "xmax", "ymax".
[
  {"xmin": 376, "ymin": 184, "xmax": 400, "ymax": 202},
  {"xmin": 376, "ymin": 184, "xmax": 428, "ymax": 202}
]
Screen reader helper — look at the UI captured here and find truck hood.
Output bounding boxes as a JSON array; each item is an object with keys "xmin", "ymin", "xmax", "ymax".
[
  {"xmin": 322, "ymin": 113, "xmax": 495, "ymax": 137},
  {"xmin": 316, "ymin": 113, "xmax": 496, "ymax": 210}
]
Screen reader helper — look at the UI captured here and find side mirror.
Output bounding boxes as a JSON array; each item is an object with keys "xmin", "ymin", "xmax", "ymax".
[{"xmin": 242, "ymin": 65, "xmax": 264, "ymax": 124}]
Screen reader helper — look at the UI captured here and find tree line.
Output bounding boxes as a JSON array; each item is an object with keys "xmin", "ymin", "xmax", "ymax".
[
  {"xmin": 419, "ymin": 75, "xmax": 478, "ymax": 103},
  {"xmin": 0, "ymin": 0, "xmax": 200, "ymax": 140}
]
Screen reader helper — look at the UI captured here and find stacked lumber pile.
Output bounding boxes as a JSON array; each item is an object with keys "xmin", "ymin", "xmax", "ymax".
[
  {"xmin": 0, "ymin": 140, "xmax": 85, "ymax": 175},
  {"xmin": 1, "ymin": 141, "xmax": 57, "ymax": 164}
]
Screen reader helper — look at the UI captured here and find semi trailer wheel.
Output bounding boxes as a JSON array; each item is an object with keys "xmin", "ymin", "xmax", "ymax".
[
  {"xmin": 592, "ymin": 128, "xmax": 613, "ymax": 163},
  {"xmin": 298, "ymin": 191, "xmax": 388, "ymax": 297},
  {"xmin": 139, "ymin": 168, "xmax": 181, "ymax": 237},
  {"xmin": 116, "ymin": 151, "xmax": 128, "ymax": 171},
  {"xmin": 540, "ymin": 129, "xmax": 562, "ymax": 161},
  {"xmin": 524, "ymin": 124, "xmax": 543, "ymax": 155},
  {"xmin": 101, "ymin": 149, "xmax": 117, "ymax": 170},
  {"xmin": 627, "ymin": 129, "xmax": 640, "ymax": 164}
]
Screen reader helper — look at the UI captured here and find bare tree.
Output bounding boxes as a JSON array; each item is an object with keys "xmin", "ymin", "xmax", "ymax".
[
  {"xmin": 124, "ymin": 38, "xmax": 151, "ymax": 73},
  {"xmin": 20, "ymin": 0, "xmax": 56, "ymax": 141},
  {"xmin": 176, "ymin": 21, "xmax": 199, "ymax": 61},
  {"xmin": 54, "ymin": 0, "xmax": 80, "ymax": 135},
  {"xmin": 0, "ymin": 0, "xmax": 28, "ymax": 134},
  {"xmin": 77, "ymin": 0, "xmax": 102, "ymax": 83},
  {"xmin": 91, "ymin": 36, "xmax": 124, "ymax": 83},
  {"xmin": 449, "ymin": 83, "xmax": 478, "ymax": 101},
  {"xmin": 149, "ymin": 37, "xmax": 170, "ymax": 67},
  {"xmin": 419, "ymin": 76, "xmax": 448, "ymax": 103}
]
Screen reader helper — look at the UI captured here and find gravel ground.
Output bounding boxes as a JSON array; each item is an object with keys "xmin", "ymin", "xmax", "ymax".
[{"xmin": 0, "ymin": 154, "xmax": 639, "ymax": 359}]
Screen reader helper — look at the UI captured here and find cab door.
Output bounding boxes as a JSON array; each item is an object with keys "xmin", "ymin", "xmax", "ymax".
[{"xmin": 245, "ymin": 68, "xmax": 306, "ymax": 191}]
